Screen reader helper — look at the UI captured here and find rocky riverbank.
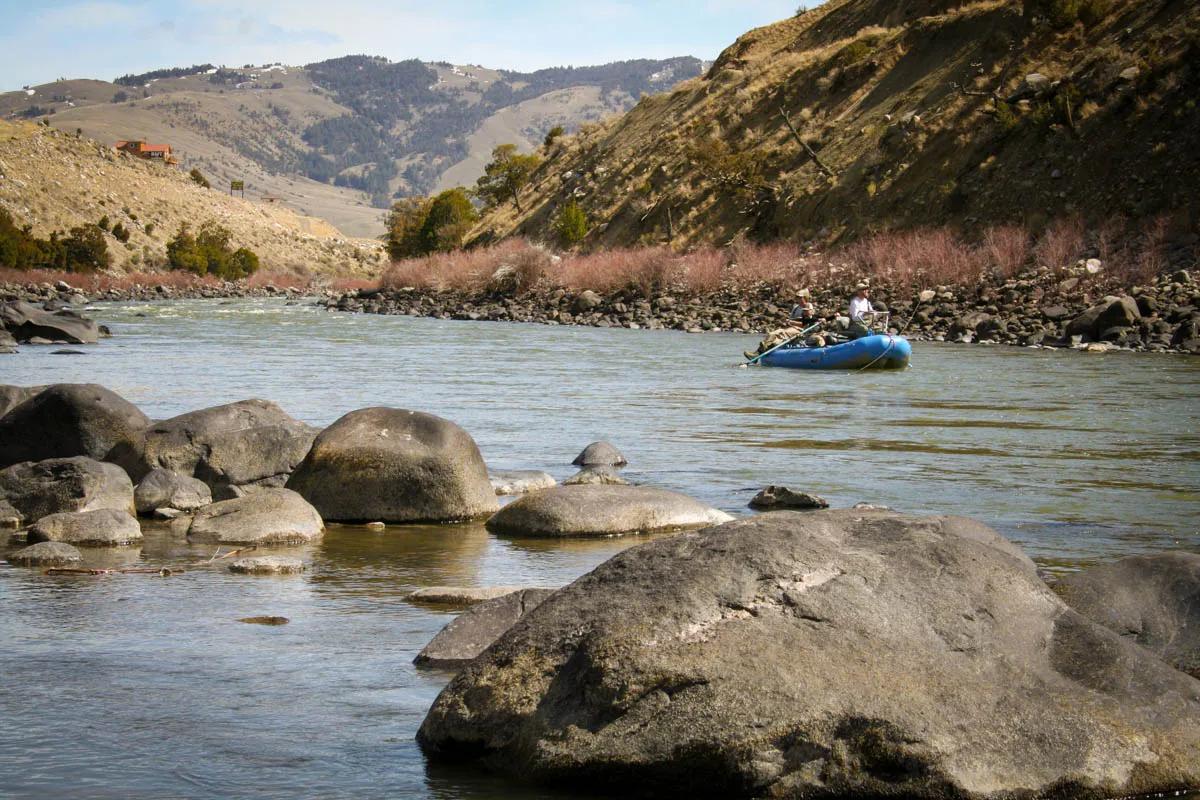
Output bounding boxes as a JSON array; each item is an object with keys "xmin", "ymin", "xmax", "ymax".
[
  {"xmin": 326, "ymin": 265, "xmax": 1200, "ymax": 354},
  {"xmin": 2, "ymin": 278, "xmax": 312, "ymax": 304}
]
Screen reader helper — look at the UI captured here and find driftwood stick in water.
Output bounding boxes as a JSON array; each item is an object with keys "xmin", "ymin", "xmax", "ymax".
[{"xmin": 779, "ymin": 108, "xmax": 836, "ymax": 178}]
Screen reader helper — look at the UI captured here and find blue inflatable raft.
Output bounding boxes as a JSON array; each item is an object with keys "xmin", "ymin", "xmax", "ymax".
[{"xmin": 758, "ymin": 334, "xmax": 911, "ymax": 370}]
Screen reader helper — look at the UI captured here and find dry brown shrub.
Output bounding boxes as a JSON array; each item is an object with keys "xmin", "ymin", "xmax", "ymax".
[
  {"xmin": 1033, "ymin": 217, "xmax": 1086, "ymax": 272},
  {"xmin": 980, "ymin": 225, "xmax": 1031, "ymax": 278}
]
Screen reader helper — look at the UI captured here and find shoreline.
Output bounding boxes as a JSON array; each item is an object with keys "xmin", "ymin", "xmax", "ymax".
[{"xmin": 5, "ymin": 265, "xmax": 1198, "ymax": 355}]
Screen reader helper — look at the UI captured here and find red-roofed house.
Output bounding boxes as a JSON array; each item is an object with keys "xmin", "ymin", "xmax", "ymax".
[{"xmin": 115, "ymin": 140, "xmax": 176, "ymax": 164}]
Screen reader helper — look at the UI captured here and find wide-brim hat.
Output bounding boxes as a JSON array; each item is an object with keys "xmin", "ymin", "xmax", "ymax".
[{"xmin": 855, "ymin": 283, "xmax": 870, "ymax": 292}]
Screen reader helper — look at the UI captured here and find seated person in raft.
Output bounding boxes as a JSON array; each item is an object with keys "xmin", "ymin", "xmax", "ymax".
[{"xmin": 746, "ymin": 302, "xmax": 827, "ymax": 360}]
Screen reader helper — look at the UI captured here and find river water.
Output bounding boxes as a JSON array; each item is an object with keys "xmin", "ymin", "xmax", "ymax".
[{"xmin": 1, "ymin": 298, "xmax": 1198, "ymax": 799}]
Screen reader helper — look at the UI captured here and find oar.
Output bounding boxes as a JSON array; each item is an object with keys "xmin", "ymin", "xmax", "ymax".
[{"xmin": 745, "ymin": 322, "xmax": 821, "ymax": 366}]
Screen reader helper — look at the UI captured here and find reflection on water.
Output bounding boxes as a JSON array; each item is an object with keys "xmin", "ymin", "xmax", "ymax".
[{"xmin": 0, "ymin": 298, "xmax": 1198, "ymax": 799}]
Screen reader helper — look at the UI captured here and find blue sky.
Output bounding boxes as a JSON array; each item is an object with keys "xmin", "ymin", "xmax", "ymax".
[{"xmin": 0, "ymin": 0, "xmax": 801, "ymax": 89}]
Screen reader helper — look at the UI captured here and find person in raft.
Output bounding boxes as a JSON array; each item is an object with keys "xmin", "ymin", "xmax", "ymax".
[
  {"xmin": 745, "ymin": 302, "xmax": 825, "ymax": 360},
  {"xmin": 847, "ymin": 284, "xmax": 875, "ymax": 340}
]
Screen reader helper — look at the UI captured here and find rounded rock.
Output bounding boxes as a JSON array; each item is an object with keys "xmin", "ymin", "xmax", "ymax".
[
  {"xmin": 228, "ymin": 555, "xmax": 305, "ymax": 575},
  {"xmin": 285, "ymin": 407, "xmax": 498, "ymax": 523},
  {"xmin": 187, "ymin": 488, "xmax": 323, "ymax": 545},
  {"xmin": 571, "ymin": 441, "xmax": 628, "ymax": 468},
  {"xmin": 485, "ymin": 485, "xmax": 732, "ymax": 537},
  {"xmin": 7, "ymin": 540, "xmax": 84, "ymax": 566},
  {"xmin": 0, "ymin": 384, "xmax": 150, "ymax": 468},
  {"xmin": 0, "ymin": 456, "xmax": 135, "ymax": 520},
  {"xmin": 28, "ymin": 508, "xmax": 142, "ymax": 546},
  {"xmin": 134, "ymin": 468, "xmax": 213, "ymax": 515}
]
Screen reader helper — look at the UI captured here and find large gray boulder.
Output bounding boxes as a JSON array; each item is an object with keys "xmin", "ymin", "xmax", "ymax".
[
  {"xmin": 1067, "ymin": 295, "xmax": 1141, "ymax": 339},
  {"xmin": 285, "ymin": 407, "xmax": 498, "ymax": 523},
  {"xmin": 748, "ymin": 485, "xmax": 829, "ymax": 510},
  {"xmin": 0, "ymin": 300, "xmax": 99, "ymax": 344},
  {"xmin": 486, "ymin": 485, "xmax": 732, "ymax": 537},
  {"xmin": 1056, "ymin": 552, "xmax": 1200, "ymax": 678},
  {"xmin": 420, "ymin": 511, "xmax": 1200, "ymax": 797},
  {"xmin": 134, "ymin": 468, "xmax": 212, "ymax": 515},
  {"xmin": 7, "ymin": 541, "xmax": 83, "ymax": 567},
  {"xmin": 0, "ymin": 456, "xmax": 134, "ymax": 520},
  {"xmin": 415, "ymin": 588, "xmax": 556, "ymax": 667},
  {"xmin": 0, "ymin": 384, "xmax": 150, "ymax": 468},
  {"xmin": 28, "ymin": 508, "xmax": 142, "ymax": 546},
  {"xmin": 0, "ymin": 385, "xmax": 43, "ymax": 416},
  {"xmin": 109, "ymin": 399, "xmax": 316, "ymax": 499},
  {"xmin": 186, "ymin": 488, "xmax": 323, "ymax": 545}
]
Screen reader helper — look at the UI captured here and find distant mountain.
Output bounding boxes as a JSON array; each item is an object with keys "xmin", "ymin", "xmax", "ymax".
[
  {"xmin": 468, "ymin": 0, "xmax": 1200, "ymax": 249},
  {"xmin": 0, "ymin": 56, "xmax": 704, "ymax": 237}
]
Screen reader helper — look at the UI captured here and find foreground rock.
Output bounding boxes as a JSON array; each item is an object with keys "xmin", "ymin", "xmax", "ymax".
[
  {"xmin": 0, "ymin": 300, "xmax": 99, "ymax": 344},
  {"xmin": 0, "ymin": 329, "xmax": 15, "ymax": 354},
  {"xmin": 228, "ymin": 555, "xmax": 305, "ymax": 575},
  {"xmin": 0, "ymin": 457, "xmax": 135, "ymax": 520},
  {"xmin": 286, "ymin": 407, "xmax": 498, "ymax": 522},
  {"xmin": 0, "ymin": 384, "xmax": 150, "ymax": 467},
  {"xmin": 1056, "ymin": 552, "xmax": 1200, "ymax": 678},
  {"xmin": 489, "ymin": 470, "xmax": 556, "ymax": 496},
  {"xmin": 421, "ymin": 510, "xmax": 1200, "ymax": 797},
  {"xmin": 748, "ymin": 485, "xmax": 829, "ymax": 510},
  {"xmin": 571, "ymin": 441, "xmax": 627, "ymax": 468},
  {"xmin": 187, "ymin": 488, "xmax": 323, "ymax": 545},
  {"xmin": 28, "ymin": 509, "xmax": 142, "ymax": 546},
  {"xmin": 486, "ymin": 485, "xmax": 732, "ymax": 537},
  {"xmin": 408, "ymin": 586, "xmax": 532, "ymax": 606},
  {"xmin": 134, "ymin": 468, "xmax": 212, "ymax": 516},
  {"xmin": 415, "ymin": 588, "xmax": 556, "ymax": 667},
  {"xmin": 109, "ymin": 399, "xmax": 316, "ymax": 499},
  {"xmin": 7, "ymin": 541, "xmax": 83, "ymax": 567}
]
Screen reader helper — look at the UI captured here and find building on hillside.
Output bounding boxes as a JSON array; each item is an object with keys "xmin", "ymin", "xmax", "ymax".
[{"xmin": 114, "ymin": 140, "xmax": 177, "ymax": 164}]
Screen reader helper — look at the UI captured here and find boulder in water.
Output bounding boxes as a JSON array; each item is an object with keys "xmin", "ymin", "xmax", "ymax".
[
  {"xmin": 0, "ymin": 384, "xmax": 149, "ymax": 468},
  {"xmin": 1056, "ymin": 551, "xmax": 1200, "ymax": 678},
  {"xmin": 562, "ymin": 467, "xmax": 629, "ymax": 486},
  {"xmin": 286, "ymin": 407, "xmax": 498, "ymax": 523},
  {"xmin": 228, "ymin": 555, "xmax": 305, "ymax": 575},
  {"xmin": 0, "ymin": 456, "xmax": 134, "ymax": 520},
  {"xmin": 571, "ymin": 441, "xmax": 627, "ymax": 468},
  {"xmin": 7, "ymin": 540, "xmax": 83, "ymax": 566},
  {"xmin": 408, "ymin": 586, "xmax": 533, "ymax": 607},
  {"xmin": 489, "ymin": 470, "xmax": 556, "ymax": 496},
  {"xmin": 28, "ymin": 508, "xmax": 142, "ymax": 546},
  {"xmin": 0, "ymin": 300, "xmax": 99, "ymax": 344},
  {"xmin": 415, "ymin": 588, "xmax": 556, "ymax": 667},
  {"xmin": 109, "ymin": 399, "xmax": 316, "ymax": 499},
  {"xmin": 187, "ymin": 488, "xmax": 323, "ymax": 545},
  {"xmin": 485, "ymin": 485, "xmax": 732, "ymax": 537},
  {"xmin": 420, "ymin": 510, "xmax": 1200, "ymax": 797},
  {"xmin": 748, "ymin": 485, "xmax": 829, "ymax": 510},
  {"xmin": 134, "ymin": 468, "xmax": 212, "ymax": 515}
]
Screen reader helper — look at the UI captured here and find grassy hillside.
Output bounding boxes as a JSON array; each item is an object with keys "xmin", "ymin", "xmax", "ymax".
[
  {"xmin": 0, "ymin": 120, "xmax": 384, "ymax": 275},
  {"xmin": 471, "ymin": 0, "xmax": 1200, "ymax": 249},
  {"xmin": 1, "ymin": 57, "xmax": 704, "ymax": 238}
]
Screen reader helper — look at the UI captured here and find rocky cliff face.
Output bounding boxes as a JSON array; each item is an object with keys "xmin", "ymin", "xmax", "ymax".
[{"xmin": 472, "ymin": 0, "xmax": 1200, "ymax": 249}]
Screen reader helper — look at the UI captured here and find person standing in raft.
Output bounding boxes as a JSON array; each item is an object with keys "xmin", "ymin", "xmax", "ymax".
[{"xmin": 847, "ymin": 284, "xmax": 874, "ymax": 340}]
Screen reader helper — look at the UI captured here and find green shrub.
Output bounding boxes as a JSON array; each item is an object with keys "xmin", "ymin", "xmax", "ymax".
[
  {"xmin": 419, "ymin": 188, "xmax": 478, "ymax": 253},
  {"xmin": 0, "ymin": 208, "xmax": 111, "ymax": 272},
  {"xmin": 543, "ymin": 125, "xmax": 566, "ymax": 148},
  {"xmin": 554, "ymin": 201, "xmax": 589, "ymax": 247},
  {"xmin": 189, "ymin": 168, "xmax": 211, "ymax": 189},
  {"xmin": 62, "ymin": 225, "xmax": 112, "ymax": 271},
  {"xmin": 144, "ymin": 222, "xmax": 155, "ymax": 236},
  {"xmin": 97, "ymin": 215, "xmax": 110, "ymax": 231},
  {"xmin": 166, "ymin": 222, "xmax": 259, "ymax": 280},
  {"xmin": 111, "ymin": 223, "xmax": 131, "ymax": 243},
  {"xmin": 384, "ymin": 196, "xmax": 432, "ymax": 260}
]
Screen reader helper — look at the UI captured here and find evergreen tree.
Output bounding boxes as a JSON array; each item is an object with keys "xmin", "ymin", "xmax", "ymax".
[{"xmin": 473, "ymin": 144, "xmax": 540, "ymax": 212}]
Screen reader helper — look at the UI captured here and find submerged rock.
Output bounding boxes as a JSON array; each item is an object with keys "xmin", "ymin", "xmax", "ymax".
[
  {"xmin": 571, "ymin": 441, "xmax": 627, "ymax": 468},
  {"xmin": 28, "ymin": 508, "xmax": 142, "ymax": 546},
  {"xmin": 562, "ymin": 467, "xmax": 629, "ymax": 486},
  {"xmin": 0, "ymin": 456, "xmax": 135, "ymax": 520},
  {"xmin": 134, "ymin": 468, "xmax": 212, "ymax": 516},
  {"xmin": 187, "ymin": 488, "xmax": 323, "ymax": 545},
  {"xmin": 7, "ymin": 540, "xmax": 83, "ymax": 566},
  {"xmin": 408, "ymin": 586, "xmax": 530, "ymax": 606},
  {"xmin": 238, "ymin": 616, "xmax": 289, "ymax": 625},
  {"xmin": 485, "ymin": 485, "xmax": 732, "ymax": 537},
  {"xmin": 109, "ymin": 399, "xmax": 316, "ymax": 499},
  {"xmin": 228, "ymin": 555, "xmax": 305, "ymax": 575},
  {"xmin": 0, "ymin": 384, "xmax": 149, "ymax": 468},
  {"xmin": 420, "ymin": 510, "xmax": 1200, "ymax": 797},
  {"xmin": 286, "ymin": 407, "xmax": 498, "ymax": 523},
  {"xmin": 748, "ymin": 485, "xmax": 829, "ymax": 510},
  {"xmin": 1056, "ymin": 551, "xmax": 1200, "ymax": 678},
  {"xmin": 489, "ymin": 470, "xmax": 556, "ymax": 496},
  {"xmin": 415, "ymin": 588, "xmax": 556, "ymax": 667}
]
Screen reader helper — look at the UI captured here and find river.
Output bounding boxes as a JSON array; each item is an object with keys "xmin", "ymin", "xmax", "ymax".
[{"xmin": 1, "ymin": 298, "xmax": 1198, "ymax": 799}]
